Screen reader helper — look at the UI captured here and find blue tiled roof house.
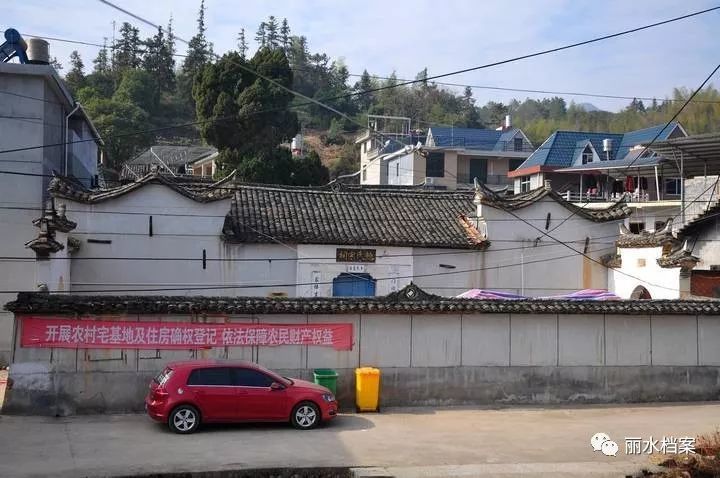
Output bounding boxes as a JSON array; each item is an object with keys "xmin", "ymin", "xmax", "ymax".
[{"xmin": 508, "ymin": 122, "xmax": 687, "ymax": 194}]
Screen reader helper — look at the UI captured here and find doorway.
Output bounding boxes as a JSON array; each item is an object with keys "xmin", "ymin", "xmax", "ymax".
[{"xmin": 332, "ymin": 273, "xmax": 376, "ymax": 297}]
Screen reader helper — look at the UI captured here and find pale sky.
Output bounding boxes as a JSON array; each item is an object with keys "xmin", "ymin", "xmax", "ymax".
[{"xmin": 4, "ymin": 0, "xmax": 720, "ymax": 112}]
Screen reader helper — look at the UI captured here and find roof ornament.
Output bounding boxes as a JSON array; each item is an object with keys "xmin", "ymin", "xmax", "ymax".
[
  {"xmin": 619, "ymin": 223, "xmax": 631, "ymax": 235},
  {"xmin": 387, "ymin": 283, "xmax": 439, "ymax": 302},
  {"xmin": 472, "ymin": 178, "xmax": 484, "ymax": 205},
  {"xmin": 659, "ymin": 218, "xmax": 674, "ymax": 236}
]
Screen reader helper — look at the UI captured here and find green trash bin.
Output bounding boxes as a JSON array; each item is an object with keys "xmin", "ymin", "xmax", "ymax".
[{"xmin": 313, "ymin": 368, "xmax": 338, "ymax": 395}]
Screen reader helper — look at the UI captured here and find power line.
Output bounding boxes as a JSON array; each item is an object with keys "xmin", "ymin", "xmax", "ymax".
[
  {"xmin": 298, "ymin": 6, "xmax": 720, "ymax": 105},
  {"xmin": 0, "ymin": 238, "xmax": 618, "ymax": 262},
  {"xmin": 19, "ymin": 32, "xmax": 188, "ymax": 57},
  {"xmin": 0, "ymin": 245, "xmax": 610, "ymax": 294},
  {"xmin": 344, "ymin": 73, "xmax": 720, "ymax": 106},
  {"xmin": 512, "ymin": 62, "xmax": 720, "ymax": 239},
  {"xmin": 490, "ymin": 62, "xmax": 720, "ymax": 294},
  {"xmin": 84, "ymin": 2, "xmax": 718, "ymax": 167},
  {"xmin": 21, "ymin": 30, "xmax": 720, "ymax": 107}
]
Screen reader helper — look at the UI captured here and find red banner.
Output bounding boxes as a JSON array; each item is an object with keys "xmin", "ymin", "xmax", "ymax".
[{"xmin": 19, "ymin": 317, "xmax": 353, "ymax": 351}]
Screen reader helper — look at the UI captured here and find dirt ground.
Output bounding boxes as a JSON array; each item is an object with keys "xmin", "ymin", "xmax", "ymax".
[{"xmin": 0, "ymin": 402, "xmax": 718, "ymax": 477}]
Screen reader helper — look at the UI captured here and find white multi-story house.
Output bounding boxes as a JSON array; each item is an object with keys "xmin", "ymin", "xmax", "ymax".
[
  {"xmin": 0, "ymin": 59, "xmax": 103, "ymax": 363},
  {"xmin": 358, "ymin": 117, "xmax": 533, "ymax": 190}
]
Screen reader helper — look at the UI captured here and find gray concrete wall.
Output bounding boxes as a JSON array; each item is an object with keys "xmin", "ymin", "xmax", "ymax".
[{"xmin": 5, "ymin": 311, "xmax": 720, "ymax": 415}]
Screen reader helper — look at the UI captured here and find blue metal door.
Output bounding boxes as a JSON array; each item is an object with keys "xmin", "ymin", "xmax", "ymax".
[{"xmin": 332, "ymin": 273, "xmax": 376, "ymax": 297}]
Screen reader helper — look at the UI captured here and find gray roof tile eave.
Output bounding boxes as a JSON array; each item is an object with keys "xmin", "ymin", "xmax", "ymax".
[{"xmin": 6, "ymin": 290, "xmax": 720, "ymax": 315}]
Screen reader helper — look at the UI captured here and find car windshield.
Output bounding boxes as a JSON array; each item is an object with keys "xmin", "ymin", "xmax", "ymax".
[{"xmin": 153, "ymin": 367, "xmax": 173, "ymax": 386}]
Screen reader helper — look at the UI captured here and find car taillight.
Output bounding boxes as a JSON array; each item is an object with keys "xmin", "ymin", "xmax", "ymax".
[{"xmin": 152, "ymin": 387, "xmax": 169, "ymax": 400}]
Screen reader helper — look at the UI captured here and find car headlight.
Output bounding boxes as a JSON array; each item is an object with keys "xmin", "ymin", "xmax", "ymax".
[{"xmin": 322, "ymin": 393, "xmax": 335, "ymax": 402}]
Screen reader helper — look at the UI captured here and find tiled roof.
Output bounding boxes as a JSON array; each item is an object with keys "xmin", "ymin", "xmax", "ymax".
[
  {"xmin": 657, "ymin": 248, "xmax": 699, "ymax": 269},
  {"xmin": 519, "ymin": 131, "xmax": 623, "ymax": 169},
  {"xmin": 127, "ymin": 145, "xmax": 217, "ymax": 167},
  {"xmin": 428, "ymin": 127, "xmax": 505, "ymax": 150},
  {"xmin": 615, "ymin": 221, "xmax": 677, "ymax": 248},
  {"xmin": 478, "ymin": 183, "xmax": 631, "ymax": 222},
  {"xmin": 6, "ymin": 283, "xmax": 720, "ymax": 316},
  {"xmin": 122, "ymin": 145, "xmax": 217, "ymax": 179},
  {"xmin": 49, "ymin": 171, "xmax": 236, "ymax": 204},
  {"xmin": 47, "ymin": 172, "xmax": 628, "ymax": 248},
  {"xmin": 613, "ymin": 222, "xmax": 698, "ymax": 269},
  {"xmin": 616, "ymin": 123, "xmax": 680, "ymax": 160},
  {"xmin": 516, "ymin": 122, "xmax": 681, "ymax": 170},
  {"xmin": 222, "ymin": 185, "xmax": 489, "ymax": 249}
]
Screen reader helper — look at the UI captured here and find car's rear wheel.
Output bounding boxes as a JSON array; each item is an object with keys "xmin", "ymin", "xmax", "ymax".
[
  {"xmin": 168, "ymin": 405, "xmax": 200, "ymax": 434},
  {"xmin": 291, "ymin": 401, "xmax": 320, "ymax": 430}
]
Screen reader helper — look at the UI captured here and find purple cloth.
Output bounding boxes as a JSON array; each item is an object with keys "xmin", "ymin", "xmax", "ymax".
[
  {"xmin": 457, "ymin": 289, "xmax": 620, "ymax": 300},
  {"xmin": 456, "ymin": 289, "xmax": 525, "ymax": 300}
]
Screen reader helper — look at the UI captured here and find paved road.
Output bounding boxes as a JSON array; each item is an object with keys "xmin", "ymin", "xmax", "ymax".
[{"xmin": 0, "ymin": 403, "xmax": 718, "ymax": 477}]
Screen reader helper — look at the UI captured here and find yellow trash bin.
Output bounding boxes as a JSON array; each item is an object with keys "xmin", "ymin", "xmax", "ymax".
[{"xmin": 355, "ymin": 367, "xmax": 380, "ymax": 412}]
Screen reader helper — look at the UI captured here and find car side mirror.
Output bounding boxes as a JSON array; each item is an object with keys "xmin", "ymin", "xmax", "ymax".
[{"xmin": 270, "ymin": 382, "xmax": 285, "ymax": 391}]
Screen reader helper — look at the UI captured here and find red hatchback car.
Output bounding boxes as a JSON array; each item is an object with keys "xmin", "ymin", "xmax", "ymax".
[{"xmin": 145, "ymin": 360, "xmax": 338, "ymax": 433}]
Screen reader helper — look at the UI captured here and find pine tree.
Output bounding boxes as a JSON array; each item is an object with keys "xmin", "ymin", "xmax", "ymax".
[
  {"xmin": 280, "ymin": 19, "xmax": 291, "ymax": 52},
  {"xmin": 65, "ymin": 50, "xmax": 86, "ymax": 92},
  {"xmin": 93, "ymin": 41, "xmax": 111, "ymax": 74},
  {"xmin": 166, "ymin": 16, "xmax": 176, "ymax": 61},
  {"xmin": 114, "ymin": 22, "xmax": 142, "ymax": 73},
  {"xmin": 237, "ymin": 28, "xmax": 248, "ymax": 59},
  {"xmin": 415, "ymin": 67, "xmax": 428, "ymax": 87},
  {"xmin": 182, "ymin": 0, "xmax": 213, "ymax": 78},
  {"xmin": 461, "ymin": 86, "xmax": 482, "ymax": 128},
  {"xmin": 355, "ymin": 69, "xmax": 373, "ymax": 111},
  {"xmin": 143, "ymin": 26, "xmax": 175, "ymax": 90},
  {"xmin": 266, "ymin": 16, "xmax": 279, "ymax": 48},
  {"xmin": 255, "ymin": 22, "xmax": 267, "ymax": 48}
]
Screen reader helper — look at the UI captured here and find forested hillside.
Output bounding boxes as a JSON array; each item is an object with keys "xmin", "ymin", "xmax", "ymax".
[{"xmin": 60, "ymin": 1, "xmax": 720, "ymax": 185}]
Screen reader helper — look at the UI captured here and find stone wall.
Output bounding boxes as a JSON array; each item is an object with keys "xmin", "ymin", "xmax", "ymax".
[{"xmin": 4, "ymin": 311, "xmax": 720, "ymax": 415}]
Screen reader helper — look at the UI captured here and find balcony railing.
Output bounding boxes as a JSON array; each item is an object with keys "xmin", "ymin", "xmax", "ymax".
[
  {"xmin": 562, "ymin": 191, "xmax": 680, "ymax": 203},
  {"xmin": 457, "ymin": 174, "xmax": 512, "ymax": 186}
]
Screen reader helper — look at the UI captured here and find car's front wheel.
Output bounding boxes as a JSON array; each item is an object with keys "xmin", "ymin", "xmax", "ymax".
[
  {"xmin": 168, "ymin": 405, "xmax": 200, "ymax": 434},
  {"xmin": 291, "ymin": 401, "xmax": 320, "ymax": 430}
]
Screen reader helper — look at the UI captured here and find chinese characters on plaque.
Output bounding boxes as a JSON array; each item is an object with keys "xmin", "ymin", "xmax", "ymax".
[{"xmin": 336, "ymin": 248, "xmax": 376, "ymax": 263}]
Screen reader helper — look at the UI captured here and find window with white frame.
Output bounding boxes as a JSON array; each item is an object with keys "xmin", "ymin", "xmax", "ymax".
[
  {"xmin": 581, "ymin": 145, "xmax": 593, "ymax": 164},
  {"xmin": 664, "ymin": 178, "xmax": 681, "ymax": 196},
  {"xmin": 520, "ymin": 176, "xmax": 531, "ymax": 192}
]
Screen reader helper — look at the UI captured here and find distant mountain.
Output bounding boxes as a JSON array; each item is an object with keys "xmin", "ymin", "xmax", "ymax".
[{"xmin": 576, "ymin": 102, "xmax": 602, "ymax": 112}]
